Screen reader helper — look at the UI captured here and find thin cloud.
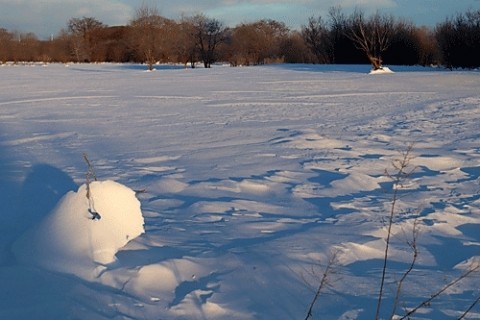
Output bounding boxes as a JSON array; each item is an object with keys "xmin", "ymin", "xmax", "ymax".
[
  {"xmin": 0, "ymin": 0, "xmax": 477, "ymax": 38},
  {"xmin": 0, "ymin": 0, "xmax": 132, "ymax": 37}
]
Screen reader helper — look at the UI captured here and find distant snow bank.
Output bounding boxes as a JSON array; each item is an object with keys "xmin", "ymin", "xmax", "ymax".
[
  {"xmin": 13, "ymin": 180, "xmax": 144, "ymax": 279},
  {"xmin": 369, "ymin": 66, "xmax": 394, "ymax": 74}
]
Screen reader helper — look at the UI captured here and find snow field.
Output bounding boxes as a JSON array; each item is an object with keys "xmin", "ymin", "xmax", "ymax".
[{"xmin": 0, "ymin": 63, "xmax": 479, "ymax": 319}]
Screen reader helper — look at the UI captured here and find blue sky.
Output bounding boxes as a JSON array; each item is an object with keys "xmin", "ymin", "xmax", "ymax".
[{"xmin": 0, "ymin": 0, "xmax": 478, "ymax": 39}]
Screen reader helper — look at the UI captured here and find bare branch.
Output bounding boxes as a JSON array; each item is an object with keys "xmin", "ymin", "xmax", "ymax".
[
  {"xmin": 390, "ymin": 219, "xmax": 420, "ymax": 319},
  {"xmin": 304, "ymin": 250, "xmax": 339, "ymax": 320},
  {"xmin": 458, "ymin": 293, "xmax": 480, "ymax": 320},
  {"xmin": 375, "ymin": 143, "xmax": 415, "ymax": 320},
  {"xmin": 399, "ymin": 264, "xmax": 480, "ymax": 320},
  {"xmin": 83, "ymin": 153, "xmax": 100, "ymax": 220},
  {"xmin": 83, "ymin": 152, "xmax": 97, "ymax": 182},
  {"xmin": 345, "ymin": 9, "xmax": 396, "ymax": 69}
]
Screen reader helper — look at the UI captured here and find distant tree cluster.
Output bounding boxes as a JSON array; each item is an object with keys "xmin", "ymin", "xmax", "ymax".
[
  {"xmin": 0, "ymin": 5, "xmax": 479, "ymax": 69},
  {"xmin": 435, "ymin": 9, "xmax": 480, "ymax": 69},
  {"xmin": 302, "ymin": 7, "xmax": 439, "ymax": 69}
]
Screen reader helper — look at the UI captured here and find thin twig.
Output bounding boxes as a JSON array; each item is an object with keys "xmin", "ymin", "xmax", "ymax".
[
  {"xmin": 375, "ymin": 143, "xmax": 415, "ymax": 320},
  {"xmin": 390, "ymin": 219, "xmax": 420, "ymax": 319},
  {"xmin": 399, "ymin": 264, "xmax": 480, "ymax": 320},
  {"xmin": 304, "ymin": 251, "xmax": 339, "ymax": 320},
  {"xmin": 458, "ymin": 293, "xmax": 480, "ymax": 320},
  {"xmin": 83, "ymin": 152, "xmax": 97, "ymax": 181},
  {"xmin": 83, "ymin": 153, "xmax": 100, "ymax": 220}
]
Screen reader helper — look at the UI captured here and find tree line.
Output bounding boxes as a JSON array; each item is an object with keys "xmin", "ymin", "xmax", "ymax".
[{"xmin": 0, "ymin": 5, "xmax": 479, "ymax": 69}]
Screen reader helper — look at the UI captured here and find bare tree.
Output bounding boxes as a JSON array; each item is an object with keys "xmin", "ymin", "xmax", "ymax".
[
  {"xmin": 280, "ymin": 31, "xmax": 313, "ymax": 63},
  {"xmin": 346, "ymin": 9, "xmax": 395, "ymax": 70},
  {"xmin": 229, "ymin": 22, "xmax": 257, "ymax": 66},
  {"xmin": 129, "ymin": 3, "xmax": 171, "ymax": 70},
  {"xmin": 435, "ymin": 9, "xmax": 480, "ymax": 69},
  {"xmin": 190, "ymin": 14, "xmax": 226, "ymax": 68},
  {"xmin": 230, "ymin": 19, "xmax": 288, "ymax": 66},
  {"xmin": 173, "ymin": 17, "xmax": 199, "ymax": 68},
  {"xmin": 67, "ymin": 16, "xmax": 105, "ymax": 62},
  {"xmin": 48, "ymin": 30, "xmax": 74, "ymax": 63},
  {"xmin": 328, "ymin": 6, "xmax": 348, "ymax": 64},
  {"xmin": 0, "ymin": 28, "xmax": 14, "ymax": 63},
  {"xmin": 91, "ymin": 26, "xmax": 132, "ymax": 62},
  {"xmin": 302, "ymin": 16, "xmax": 332, "ymax": 63},
  {"xmin": 414, "ymin": 26, "xmax": 438, "ymax": 66},
  {"xmin": 253, "ymin": 19, "xmax": 289, "ymax": 64}
]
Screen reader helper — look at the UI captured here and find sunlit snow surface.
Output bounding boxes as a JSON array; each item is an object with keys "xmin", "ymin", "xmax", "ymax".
[
  {"xmin": 1, "ymin": 63, "xmax": 479, "ymax": 319},
  {"xmin": 13, "ymin": 180, "xmax": 144, "ymax": 279}
]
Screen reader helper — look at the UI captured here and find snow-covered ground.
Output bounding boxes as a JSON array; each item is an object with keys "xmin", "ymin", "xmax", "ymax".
[{"xmin": 0, "ymin": 63, "xmax": 479, "ymax": 319}]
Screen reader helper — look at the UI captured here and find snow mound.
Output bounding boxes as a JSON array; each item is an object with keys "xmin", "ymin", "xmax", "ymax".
[
  {"xmin": 369, "ymin": 66, "xmax": 394, "ymax": 74},
  {"xmin": 13, "ymin": 180, "xmax": 144, "ymax": 278}
]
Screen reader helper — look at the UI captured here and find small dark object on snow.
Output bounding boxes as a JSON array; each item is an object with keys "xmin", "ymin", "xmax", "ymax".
[
  {"xmin": 88, "ymin": 208, "xmax": 101, "ymax": 220},
  {"xmin": 135, "ymin": 188, "xmax": 147, "ymax": 194}
]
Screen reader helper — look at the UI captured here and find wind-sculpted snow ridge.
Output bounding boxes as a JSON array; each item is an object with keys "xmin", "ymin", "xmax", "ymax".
[{"xmin": 0, "ymin": 64, "xmax": 479, "ymax": 319}]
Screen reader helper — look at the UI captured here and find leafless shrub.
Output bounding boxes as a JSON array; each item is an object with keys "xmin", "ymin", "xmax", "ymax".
[
  {"xmin": 303, "ymin": 250, "xmax": 340, "ymax": 320},
  {"xmin": 377, "ymin": 144, "xmax": 479, "ymax": 319},
  {"xmin": 390, "ymin": 219, "xmax": 420, "ymax": 319},
  {"xmin": 398, "ymin": 263, "xmax": 480, "ymax": 320},
  {"xmin": 375, "ymin": 143, "xmax": 416, "ymax": 320}
]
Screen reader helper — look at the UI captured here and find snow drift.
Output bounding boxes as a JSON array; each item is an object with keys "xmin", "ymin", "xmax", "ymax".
[
  {"xmin": 1, "ymin": 64, "xmax": 479, "ymax": 319},
  {"xmin": 13, "ymin": 180, "xmax": 144, "ymax": 279}
]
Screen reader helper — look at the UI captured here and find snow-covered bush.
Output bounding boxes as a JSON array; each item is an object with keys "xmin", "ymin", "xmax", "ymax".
[{"xmin": 13, "ymin": 180, "xmax": 144, "ymax": 279}]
